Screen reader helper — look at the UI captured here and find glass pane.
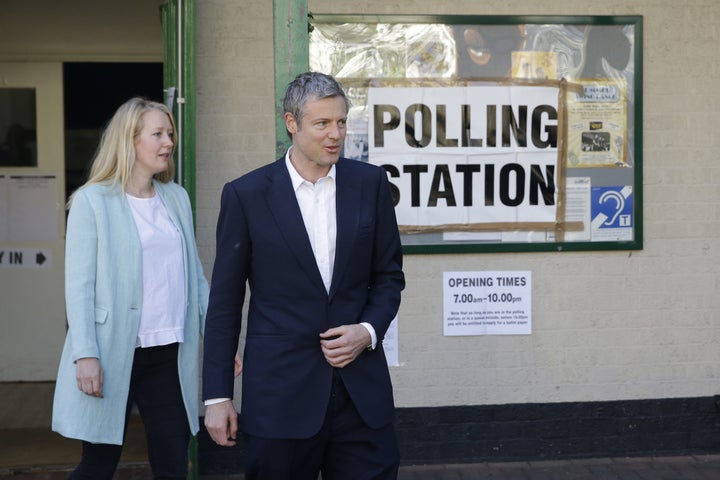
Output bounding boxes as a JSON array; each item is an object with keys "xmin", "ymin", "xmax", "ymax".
[{"xmin": 0, "ymin": 88, "xmax": 37, "ymax": 167}]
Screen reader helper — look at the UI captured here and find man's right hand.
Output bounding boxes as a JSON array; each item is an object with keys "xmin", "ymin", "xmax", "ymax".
[{"xmin": 204, "ymin": 400, "xmax": 238, "ymax": 447}]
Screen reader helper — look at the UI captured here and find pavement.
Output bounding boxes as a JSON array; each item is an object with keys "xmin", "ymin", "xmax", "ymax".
[
  {"xmin": 199, "ymin": 455, "xmax": 720, "ymax": 479},
  {"xmin": 394, "ymin": 455, "xmax": 720, "ymax": 479},
  {"xmin": 3, "ymin": 455, "xmax": 720, "ymax": 479},
  {"xmin": 4, "ymin": 385, "xmax": 720, "ymax": 478},
  {"xmin": 2, "ymin": 421, "xmax": 719, "ymax": 479}
]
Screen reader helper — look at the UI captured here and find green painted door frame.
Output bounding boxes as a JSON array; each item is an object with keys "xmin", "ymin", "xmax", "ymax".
[
  {"xmin": 161, "ymin": 3, "xmax": 198, "ymax": 478},
  {"xmin": 162, "ymin": 0, "xmax": 197, "ymax": 214},
  {"xmin": 274, "ymin": 0, "xmax": 310, "ymax": 157}
]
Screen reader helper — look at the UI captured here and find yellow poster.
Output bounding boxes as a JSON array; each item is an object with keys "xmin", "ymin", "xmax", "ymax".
[{"xmin": 566, "ymin": 79, "xmax": 628, "ymax": 168}]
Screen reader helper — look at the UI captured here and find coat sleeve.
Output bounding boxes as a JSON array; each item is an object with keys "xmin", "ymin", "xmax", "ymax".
[
  {"xmin": 64, "ymin": 190, "xmax": 101, "ymax": 362},
  {"xmin": 358, "ymin": 167, "xmax": 405, "ymax": 340},
  {"xmin": 202, "ymin": 181, "xmax": 249, "ymax": 400},
  {"xmin": 197, "ymin": 259, "xmax": 210, "ymax": 336}
]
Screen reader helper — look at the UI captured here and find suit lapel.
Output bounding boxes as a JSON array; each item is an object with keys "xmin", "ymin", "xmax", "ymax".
[
  {"xmin": 265, "ymin": 158, "xmax": 327, "ymax": 293},
  {"xmin": 330, "ymin": 159, "xmax": 360, "ymax": 298}
]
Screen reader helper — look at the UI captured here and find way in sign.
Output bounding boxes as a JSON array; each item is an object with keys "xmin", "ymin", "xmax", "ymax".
[{"xmin": 0, "ymin": 249, "xmax": 51, "ymax": 269}]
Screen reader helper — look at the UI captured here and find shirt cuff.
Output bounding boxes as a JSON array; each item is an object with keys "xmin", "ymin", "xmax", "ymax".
[
  {"xmin": 360, "ymin": 322, "xmax": 377, "ymax": 350},
  {"xmin": 204, "ymin": 397, "xmax": 231, "ymax": 406}
]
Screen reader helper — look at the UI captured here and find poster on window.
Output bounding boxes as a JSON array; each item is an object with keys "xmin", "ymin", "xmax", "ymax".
[
  {"xmin": 368, "ymin": 85, "xmax": 559, "ymax": 232},
  {"xmin": 567, "ymin": 80, "xmax": 628, "ymax": 168}
]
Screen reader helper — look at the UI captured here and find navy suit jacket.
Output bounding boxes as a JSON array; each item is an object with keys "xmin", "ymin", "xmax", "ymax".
[{"xmin": 202, "ymin": 156, "xmax": 405, "ymax": 439}]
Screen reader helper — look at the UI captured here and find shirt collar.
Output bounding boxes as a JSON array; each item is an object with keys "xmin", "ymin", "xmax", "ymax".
[{"xmin": 285, "ymin": 147, "xmax": 336, "ymax": 191}]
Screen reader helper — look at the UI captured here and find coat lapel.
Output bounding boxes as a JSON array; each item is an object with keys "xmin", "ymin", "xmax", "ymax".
[
  {"xmin": 153, "ymin": 181, "xmax": 181, "ymax": 229},
  {"xmin": 330, "ymin": 159, "xmax": 360, "ymax": 298},
  {"xmin": 265, "ymin": 158, "xmax": 327, "ymax": 293}
]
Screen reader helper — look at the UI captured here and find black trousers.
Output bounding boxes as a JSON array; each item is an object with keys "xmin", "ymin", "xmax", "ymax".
[
  {"xmin": 245, "ymin": 370, "xmax": 400, "ymax": 480},
  {"xmin": 68, "ymin": 343, "xmax": 190, "ymax": 480}
]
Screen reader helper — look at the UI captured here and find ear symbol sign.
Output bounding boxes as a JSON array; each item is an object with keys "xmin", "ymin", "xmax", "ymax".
[{"xmin": 599, "ymin": 190, "xmax": 625, "ymax": 226}]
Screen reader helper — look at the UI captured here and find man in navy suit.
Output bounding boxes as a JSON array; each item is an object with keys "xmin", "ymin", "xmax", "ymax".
[{"xmin": 202, "ymin": 72, "xmax": 405, "ymax": 479}]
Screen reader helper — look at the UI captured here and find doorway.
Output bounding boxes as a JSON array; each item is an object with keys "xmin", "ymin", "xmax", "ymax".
[{"xmin": 63, "ymin": 62, "xmax": 163, "ymax": 198}]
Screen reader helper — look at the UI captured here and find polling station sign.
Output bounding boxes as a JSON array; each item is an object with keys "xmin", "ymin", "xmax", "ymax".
[{"xmin": 368, "ymin": 85, "xmax": 560, "ymax": 232}]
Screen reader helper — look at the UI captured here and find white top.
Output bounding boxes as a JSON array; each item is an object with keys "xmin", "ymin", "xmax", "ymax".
[{"xmin": 126, "ymin": 193, "xmax": 186, "ymax": 348}]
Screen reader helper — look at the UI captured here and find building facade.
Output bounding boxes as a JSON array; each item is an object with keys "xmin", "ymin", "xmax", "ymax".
[{"xmin": 2, "ymin": 0, "xmax": 720, "ymax": 471}]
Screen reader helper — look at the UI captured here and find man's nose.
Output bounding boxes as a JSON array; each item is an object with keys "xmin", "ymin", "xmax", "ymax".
[{"xmin": 328, "ymin": 123, "xmax": 343, "ymax": 139}]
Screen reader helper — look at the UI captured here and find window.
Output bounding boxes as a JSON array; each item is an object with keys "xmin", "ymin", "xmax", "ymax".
[{"xmin": 309, "ymin": 15, "xmax": 643, "ymax": 253}]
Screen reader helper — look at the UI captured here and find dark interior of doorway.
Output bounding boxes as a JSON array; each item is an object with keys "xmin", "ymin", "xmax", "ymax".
[{"xmin": 63, "ymin": 62, "xmax": 163, "ymax": 199}]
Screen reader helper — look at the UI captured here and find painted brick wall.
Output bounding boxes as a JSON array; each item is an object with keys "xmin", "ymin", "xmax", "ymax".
[
  {"xmin": 195, "ymin": 0, "xmax": 720, "ymax": 411},
  {"xmin": 195, "ymin": 0, "xmax": 277, "ymax": 270}
]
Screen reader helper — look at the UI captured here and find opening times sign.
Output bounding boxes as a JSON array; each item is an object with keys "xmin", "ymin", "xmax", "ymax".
[
  {"xmin": 368, "ymin": 86, "xmax": 559, "ymax": 231},
  {"xmin": 443, "ymin": 271, "xmax": 532, "ymax": 336}
]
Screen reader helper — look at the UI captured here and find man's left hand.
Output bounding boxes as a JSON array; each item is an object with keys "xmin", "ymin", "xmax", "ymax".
[{"xmin": 320, "ymin": 324, "xmax": 371, "ymax": 368}]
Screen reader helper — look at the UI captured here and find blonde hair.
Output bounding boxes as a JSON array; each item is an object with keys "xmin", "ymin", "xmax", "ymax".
[{"xmin": 67, "ymin": 97, "xmax": 176, "ymax": 207}]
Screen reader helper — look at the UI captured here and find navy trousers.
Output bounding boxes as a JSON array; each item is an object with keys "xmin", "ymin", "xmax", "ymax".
[
  {"xmin": 67, "ymin": 343, "xmax": 190, "ymax": 480},
  {"xmin": 244, "ymin": 370, "xmax": 400, "ymax": 480}
]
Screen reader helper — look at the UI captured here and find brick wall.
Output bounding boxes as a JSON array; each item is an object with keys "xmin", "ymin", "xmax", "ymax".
[
  {"xmin": 196, "ymin": 0, "xmax": 720, "ymax": 413},
  {"xmin": 195, "ymin": 0, "xmax": 277, "ymax": 270}
]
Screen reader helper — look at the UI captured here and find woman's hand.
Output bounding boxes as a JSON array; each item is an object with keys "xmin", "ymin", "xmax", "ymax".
[{"xmin": 76, "ymin": 357, "xmax": 104, "ymax": 398}]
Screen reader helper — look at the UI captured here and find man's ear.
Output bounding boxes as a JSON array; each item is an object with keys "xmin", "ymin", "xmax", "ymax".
[{"xmin": 284, "ymin": 112, "xmax": 297, "ymax": 135}]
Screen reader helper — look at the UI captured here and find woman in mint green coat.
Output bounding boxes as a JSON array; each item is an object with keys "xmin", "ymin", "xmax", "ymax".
[{"xmin": 52, "ymin": 98, "xmax": 212, "ymax": 480}]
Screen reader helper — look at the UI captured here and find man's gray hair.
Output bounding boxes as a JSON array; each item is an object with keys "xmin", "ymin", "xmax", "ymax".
[{"xmin": 282, "ymin": 72, "xmax": 351, "ymax": 138}]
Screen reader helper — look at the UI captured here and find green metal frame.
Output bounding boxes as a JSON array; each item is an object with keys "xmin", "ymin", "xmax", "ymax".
[
  {"xmin": 163, "ymin": 0, "xmax": 198, "ymax": 216},
  {"xmin": 300, "ymin": 12, "xmax": 643, "ymax": 254},
  {"xmin": 162, "ymin": 2, "xmax": 198, "ymax": 478},
  {"xmin": 182, "ymin": 1, "xmax": 197, "ymax": 212},
  {"xmin": 274, "ymin": 0, "xmax": 310, "ymax": 158}
]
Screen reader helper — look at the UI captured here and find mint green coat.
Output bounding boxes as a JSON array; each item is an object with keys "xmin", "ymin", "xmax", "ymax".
[{"xmin": 52, "ymin": 180, "xmax": 209, "ymax": 445}]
